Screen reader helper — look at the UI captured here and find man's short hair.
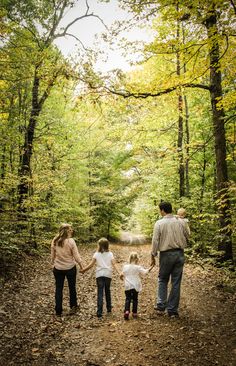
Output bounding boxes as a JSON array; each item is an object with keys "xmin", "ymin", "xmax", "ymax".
[{"xmin": 159, "ymin": 201, "xmax": 172, "ymax": 213}]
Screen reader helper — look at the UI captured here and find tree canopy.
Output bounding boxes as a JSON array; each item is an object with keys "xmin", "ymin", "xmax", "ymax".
[{"xmin": 0, "ymin": 0, "xmax": 235, "ymax": 266}]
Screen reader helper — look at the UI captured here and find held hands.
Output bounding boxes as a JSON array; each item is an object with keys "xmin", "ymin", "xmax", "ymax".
[
  {"xmin": 120, "ymin": 273, "xmax": 124, "ymax": 281},
  {"xmin": 148, "ymin": 263, "xmax": 155, "ymax": 272},
  {"xmin": 150, "ymin": 256, "xmax": 156, "ymax": 268}
]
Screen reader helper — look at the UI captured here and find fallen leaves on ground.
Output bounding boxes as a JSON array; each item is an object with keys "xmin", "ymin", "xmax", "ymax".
[{"xmin": 0, "ymin": 244, "xmax": 235, "ymax": 366}]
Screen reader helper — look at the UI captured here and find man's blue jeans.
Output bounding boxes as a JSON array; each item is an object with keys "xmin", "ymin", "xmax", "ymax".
[{"xmin": 157, "ymin": 249, "xmax": 184, "ymax": 315}]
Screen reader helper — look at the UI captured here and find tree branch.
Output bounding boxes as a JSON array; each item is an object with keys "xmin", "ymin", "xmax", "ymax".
[
  {"xmin": 53, "ymin": 14, "xmax": 108, "ymax": 41},
  {"xmin": 230, "ymin": 0, "xmax": 236, "ymax": 14},
  {"xmin": 38, "ymin": 70, "xmax": 61, "ymax": 109},
  {"xmin": 104, "ymin": 82, "xmax": 211, "ymax": 99},
  {"xmin": 63, "ymin": 33, "xmax": 90, "ymax": 51}
]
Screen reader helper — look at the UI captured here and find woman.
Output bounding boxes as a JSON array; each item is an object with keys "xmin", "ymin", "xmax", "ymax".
[{"xmin": 51, "ymin": 223, "xmax": 83, "ymax": 317}]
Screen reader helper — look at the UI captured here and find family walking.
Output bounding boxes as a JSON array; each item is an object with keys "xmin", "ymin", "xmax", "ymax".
[{"xmin": 51, "ymin": 201, "xmax": 190, "ymax": 320}]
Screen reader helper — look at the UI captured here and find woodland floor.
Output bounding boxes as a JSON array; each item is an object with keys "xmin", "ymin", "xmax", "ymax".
[{"xmin": 0, "ymin": 244, "xmax": 236, "ymax": 366}]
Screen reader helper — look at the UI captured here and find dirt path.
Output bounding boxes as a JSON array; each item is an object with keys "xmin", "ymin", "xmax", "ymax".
[{"xmin": 0, "ymin": 244, "xmax": 235, "ymax": 366}]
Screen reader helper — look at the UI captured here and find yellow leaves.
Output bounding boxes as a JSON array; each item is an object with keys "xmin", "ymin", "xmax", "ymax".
[{"xmin": 220, "ymin": 90, "xmax": 236, "ymax": 111}]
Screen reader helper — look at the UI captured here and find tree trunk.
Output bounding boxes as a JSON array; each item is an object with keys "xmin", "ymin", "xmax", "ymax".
[
  {"xmin": 18, "ymin": 68, "xmax": 41, "ymax": 210},
  {"xmin": 1, "ymin": 145, "xmax": 6, "ymax": 184},
  {"xmin": 107, "ymin": 218, "xmax": 111, "ymax": 240},
  {"xmin": 200, "ymin": 145, "xmax": 207, "ymax": 205},
  {"xmin": 182, "ymin": 23, "xmax": 190, "ymax": 196},
  {"xmin": 205, "ymin": 10, "xmax": 232, "ymax": 259},
  {"xmin": 177, "ymin": 93, "xmax": 185, "ymax": 197},
  {"xmin": 184, "ymin": 94, "xmax": 190, "ymax": 196},
  {"xmin": 176, "ymin": 10, "xmax": 185, "ymax": 197}
]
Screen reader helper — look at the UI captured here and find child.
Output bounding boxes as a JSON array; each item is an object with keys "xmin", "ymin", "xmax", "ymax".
[
  {"xmin": 120, "ymin": 252, "xmax": 153, "ymax": 320},
  {"xmin": 176, "ymin": 207, "xmax": 191, "ymax": 235},
  {"xmin": 80, "ymin": 237, "xmax": 119, "ymax": 318}
]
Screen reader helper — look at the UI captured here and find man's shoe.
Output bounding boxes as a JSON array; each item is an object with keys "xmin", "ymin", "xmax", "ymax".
[
  {"xmin": 156, "ymin": 310, "xmax": 165, "ymax": 315},
  {"xmin": 154, "ymin": 306, "xmax": 165, "ymax": 315},
  {"xmin": 124, "ymin": 311, "xmax": 129, "ymax": 320},
  {"xmin": 132, "ymin": 313, "xmax": 138, "ymax": 319},
  {"xmin": 168, "ymin": 313, "xmax": 179, "ymax": 319}
]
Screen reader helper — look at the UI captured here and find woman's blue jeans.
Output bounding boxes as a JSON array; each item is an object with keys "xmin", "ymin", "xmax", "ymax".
[
  {"xmin": 157, "ymin": 249, "xmax": 184, "ymax": 315},
  {"xmin": 53, "ymin": 265, "xmax": 77, "ymax": 315},
  {"xmin": 96, "ymin": 276, "xmax": 111, "ymax": 317}
]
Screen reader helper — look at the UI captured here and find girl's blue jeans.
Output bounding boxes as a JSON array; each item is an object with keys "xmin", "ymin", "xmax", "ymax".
[{"xmin": 96, "ymin": 276, "xmax": 112, "ymax": 317}]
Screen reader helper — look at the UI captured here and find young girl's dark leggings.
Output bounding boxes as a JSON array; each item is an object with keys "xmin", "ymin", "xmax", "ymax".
[{"xmin": 125, "ymin": 289, "xmax": 138, "ymax": 313}]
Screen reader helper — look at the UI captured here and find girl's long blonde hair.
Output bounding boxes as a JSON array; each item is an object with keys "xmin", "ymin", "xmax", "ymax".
[
  {"xmin": 129, "ymin": 252, "xmax": 139, "ymax": 264},
  {"xmin": 53, "ymin": 223, "xmax": 72, "ymax": 247},
  {"xmin": 97, "ymin": 237, "xmax": 109, "ymax": 253}
]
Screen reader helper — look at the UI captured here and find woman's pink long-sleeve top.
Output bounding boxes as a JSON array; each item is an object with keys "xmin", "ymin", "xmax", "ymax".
[{"xmin": 51, "ymin": 238, "xmax": 82, "ymax": 270}]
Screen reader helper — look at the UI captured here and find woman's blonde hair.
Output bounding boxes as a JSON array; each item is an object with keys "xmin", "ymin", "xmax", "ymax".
[
  {"xmin": 129, "ymin": 252, "xmax": 139, "ymax": 264},
  {"xmin": 97, "ymin": 237, "xmax": 109, "ymax": 253},
  {"xmin": 53, "ymin": 223, "xmax": 72, "ymax": 247}
]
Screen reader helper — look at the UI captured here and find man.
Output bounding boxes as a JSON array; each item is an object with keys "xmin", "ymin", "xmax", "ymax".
[{"xmin": 151, "ymin": 201, "xmax": 189, "ymax": 318}]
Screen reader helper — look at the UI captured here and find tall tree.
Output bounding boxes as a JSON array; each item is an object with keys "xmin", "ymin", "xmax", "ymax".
[
  {"xmin": 203, "ymin": 5, "xmax": 232, "ymax": 257},
  {"xmin": 106, "ymin": 0, "xmax": 235, "ymax": 258},
  {"xmin": 176, "ymin": 3, "xmax": 185, "ymax": 197},
  {"xmin": 2, "ymin": 0, "xmax": 105, "ymax": 212}
]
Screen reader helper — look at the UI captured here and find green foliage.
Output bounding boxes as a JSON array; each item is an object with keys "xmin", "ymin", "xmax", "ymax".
[{"xmin": 0, "ymin": 0, "xmax": 235, "ymax": 268}]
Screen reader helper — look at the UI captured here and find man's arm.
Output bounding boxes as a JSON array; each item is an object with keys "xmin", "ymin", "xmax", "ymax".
[{"xmin": 150, "ymin": 221, "xmax": 160, "ymax": 266}]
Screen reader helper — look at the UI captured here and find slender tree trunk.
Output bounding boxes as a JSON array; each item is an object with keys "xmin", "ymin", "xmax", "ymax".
[
  {"xmin": 182, "ymin": 23, "xmax": 190, "ymax": 196},
  {"xmin": 200, "ymin": 145, "xmax": 207, "ymax": 204},
  {"xmin": 176, "ymin": 9, "xmax": 185, "ymax": 197},
  {"xmin": 184, "ymin": 94, "xmax": 190, "ymax": 196},
  {"xmin": 0, "ymin": 145, "xmax": 6, "ymax": 211},
  {"xmin": 107, "ymin": 218, "xmax": 111, "ymax": 240},
  {"xmin": 88, "ymin": 161, "xmax": 93, "ymax": 238},
  {"xmin": 205, "ymin": 9, "xmax": 232, "ymax": 259},
  {"xmin": 1, "ymin": 145, "xmax": 6, "ymax": 184},
  {"xmin": 177, "ymin": 93, "xmax": 185, "ymax": 197}
]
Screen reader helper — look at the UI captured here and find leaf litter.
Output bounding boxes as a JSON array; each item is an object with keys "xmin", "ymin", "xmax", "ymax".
[{"xmin": 0, "ymin": 244, "xmax": 235, "ymax": 366}]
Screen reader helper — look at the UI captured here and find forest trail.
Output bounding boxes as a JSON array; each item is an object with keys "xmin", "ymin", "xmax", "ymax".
[{"xmin": 0, "ymin": 244, "xmax": 235, "ymax": 366}]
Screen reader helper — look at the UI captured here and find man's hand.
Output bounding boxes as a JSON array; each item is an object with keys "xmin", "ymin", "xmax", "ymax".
[
  {"xmin": 120, "ymin": 273, "xmax": 124, "ymax": 280},
  {"xmin": 150, "ymin": 255, "xmax": 156, "ymax": 267}
]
